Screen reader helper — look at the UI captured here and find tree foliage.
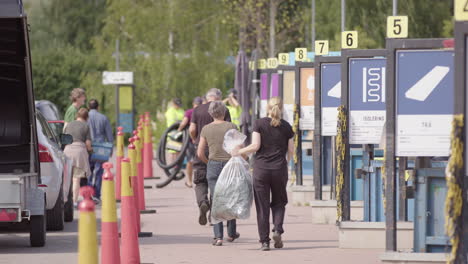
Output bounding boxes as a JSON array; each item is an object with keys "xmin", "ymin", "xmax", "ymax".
[{"xmin": 25, "ymin": 0, "xmax": 454, "ymax": 137}]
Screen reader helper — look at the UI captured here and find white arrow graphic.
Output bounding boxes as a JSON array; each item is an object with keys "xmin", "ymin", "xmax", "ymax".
[
  {"xmin": 405, "ymin": 66, "xmax": 449, "ymax": 101},
  {"xmin": 327, "ymin": 81, "xmax": 341, "ymax": 98}
]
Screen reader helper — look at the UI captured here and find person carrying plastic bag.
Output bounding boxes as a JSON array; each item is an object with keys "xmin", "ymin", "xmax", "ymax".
[
  {"xmin": 197, "ymin": 101, "xmax": 245, "ymax": 246},
  {"xmin": 211, "ymin": 129, "xmax": 253, "ymax": 224}
]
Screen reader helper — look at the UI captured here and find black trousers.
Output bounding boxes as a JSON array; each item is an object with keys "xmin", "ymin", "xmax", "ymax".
[
  {"xmin": 253, "ymin": 165, "xmax": 288, "ymax": 243},
  {"xmin": 193, "ymin": 145, "xmax": 209, "ymax": 208}
]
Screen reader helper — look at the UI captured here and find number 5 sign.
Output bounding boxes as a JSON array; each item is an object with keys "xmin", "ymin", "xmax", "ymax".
[
  {"xmin": 341, "ymin": 31, "xmax": 358, "ymax": 49},
  {"xmin": 387, "ymin": 16, "xmax": 408, "ymax": 38}
]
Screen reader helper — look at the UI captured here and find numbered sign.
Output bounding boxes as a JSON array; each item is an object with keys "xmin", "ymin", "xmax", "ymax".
[
  {"xmin": 258, "ymin": 59, "xmax": 267, "ymax": 69},
  {"xmin": 267, "ymin": 58, "xmax": 279, "ymax": 69},
  {"xmin": 321, "ymin": 63, "xmax": 341, "ymax": 136},
  {"xmin": 455, "ymin": 0, "xmax": 468, "ymax": 21},
  {"xmin": 349, "ymin": 58, "xmax": 387, "ymax": 144},
  {"xmin": 396, "ymin": 50, "xmax": 454, "ymax": 156},
  {"xmin": 387, "ymin": 16, "xmax": 408, "ymax": 38},
  {"xmin": 341, "ymin": 31, "xmax": 358, "ymax": 49},
  {"xmin": 315, "ymin": 40, "xmax": 329, "ymax": 55},
  {"xmin": 299, "ymin": 68, "xmax": 315, "ymax": 130},
  {"xmin": 278, "ymin": 53, "xmax": 290, "ymax": 65},
  {"xmin": 295, "ymin": 48, "xmax": 308, "ymax": 62}
]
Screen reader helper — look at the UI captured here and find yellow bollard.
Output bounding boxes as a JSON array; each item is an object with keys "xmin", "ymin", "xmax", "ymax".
[
  {"xmin": 127, "ymin": 138, "xmax": 141, "ymax": 233},
  {"xmin": 115, "ymin": 126, "xmax": 124, "ymax": 201},
  {"xmin": 134, "ymin": 132, "xmax": 145, "ymax": 211},
  {"xmin": 78, "ymin": 186, "xmax": 98, "ymax": 264},
  {"xmin": 101, "ymin": 162, "xmax": 120, "ymax": 264},
  {"xmin": 120, "ymin": 158, "xmax": 140, "ymax": 264}
]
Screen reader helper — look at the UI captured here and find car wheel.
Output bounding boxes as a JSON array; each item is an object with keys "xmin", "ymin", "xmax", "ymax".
[
  {"xmin": 64, "ymin": 180, "xmax": 74, "ymax": 222},
  {"xmin": 30, "ymin": 202, "xmax": 46, "ymax": 247},
  {"xmin": 46, "ymin": 187, "xmax": 64, "ymax": 231}
]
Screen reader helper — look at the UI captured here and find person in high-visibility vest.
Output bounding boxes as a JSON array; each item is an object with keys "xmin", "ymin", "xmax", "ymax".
[
  {"xmin": 223, "ymin": 89, "xmax": 242, "ymax": 128},
  {"xmin": 165, "ymin": 98, "xmax": 185, "ymax": 164}
]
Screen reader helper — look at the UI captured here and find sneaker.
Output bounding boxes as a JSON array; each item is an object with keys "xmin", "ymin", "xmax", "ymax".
[
  {"xmin": 226, "ymin": 232, "xmax": 240, "ymax": 242},
  {"xmin": 92, "ymin": 196, "xmax": 101, "ymax": 205},
  {"xmin": 212, "ymin": 238, "xmax": 223, "ymax": 246},
  {"xmin": 272, "ymin": 232, "xmax": 283, "ymax": 248},
  {"xmin": 260, "ymin": 242, "xmax": 270, "ymax": 251},
  {"xmin": 198, "ymin": 203, "xmax": 209, "ymax": 226}
]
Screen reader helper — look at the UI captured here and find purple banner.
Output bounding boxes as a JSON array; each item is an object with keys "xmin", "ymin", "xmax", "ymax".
[
  {"xmin": 271, "ymin": 73, "xmax": 279, "ymax": 97},
  {"xmin": 260, "ymin": 73, "xmax": 268, "ymax": 100}
]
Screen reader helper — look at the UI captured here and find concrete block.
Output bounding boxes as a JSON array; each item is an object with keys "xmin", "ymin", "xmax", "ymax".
[
  {"xmin": 380, "ymin": 252, "xmax": 447, "ymax": 264},
  {"xmin": 338, "ymin": 221, "xmax": 413, "ymax": 250},
  {"xmin": 310, "ymin": 200, "xmax": 364, "ymax": 224},
  {"xmin": 289, "ymin": 185, "xmax": 333, "ymax": 205}
]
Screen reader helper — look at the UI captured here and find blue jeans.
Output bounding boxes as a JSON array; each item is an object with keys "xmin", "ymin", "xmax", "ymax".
[
  {"xmin": 88, "ymin": 160, "xmax": 103, "ymax": 199},
  {"xmin": 207, "ymin": 160, "xmax": 236, "ymax": 239}
]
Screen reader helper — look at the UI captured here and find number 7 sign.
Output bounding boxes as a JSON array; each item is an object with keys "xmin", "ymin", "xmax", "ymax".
[{"xmin": 315, "ymin": 40, "xmax": 329, "ymax": 55}]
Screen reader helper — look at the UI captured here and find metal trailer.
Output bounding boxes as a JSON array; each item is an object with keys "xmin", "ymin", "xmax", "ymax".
[{"xmin": 0, "ymin": 0, "xmax": 47, "ymax": 247}]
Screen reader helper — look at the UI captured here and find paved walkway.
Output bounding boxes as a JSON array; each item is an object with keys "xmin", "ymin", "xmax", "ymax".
[{"xmin": 0, "ymin": 160, "xmax": 382, "ymax": 264}]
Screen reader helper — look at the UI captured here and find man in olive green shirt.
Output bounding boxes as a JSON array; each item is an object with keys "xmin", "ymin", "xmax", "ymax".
[{"xmin": 64, "ymin": 88, "xmax": 86, "ymax": 126}]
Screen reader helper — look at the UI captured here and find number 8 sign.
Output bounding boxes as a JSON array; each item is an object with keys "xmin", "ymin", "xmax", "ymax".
[{"xmin": 295, "ymin": 48, "xmax": 307, "ymax": 62}]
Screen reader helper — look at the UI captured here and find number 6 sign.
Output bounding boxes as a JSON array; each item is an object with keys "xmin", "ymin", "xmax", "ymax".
[{"xmin": 341, "ymin": 31, "xmax": 358, "ymax": 49}]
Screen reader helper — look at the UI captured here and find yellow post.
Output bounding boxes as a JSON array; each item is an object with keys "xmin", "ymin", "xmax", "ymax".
[
  {"xmin": 117, "ymin": 127, "xmax": 124, "ymax": 158},
  {"xmin": 128, "ymin": 138, "xmax": 137, "ymax": 180},
  {"xmin": 115, "ymin": 127, "xmax": 124, "ymax": 200},
  {"xmin": 121, "ymin": 158, "xmax": 133, "ymax": 197},
  {"xmin": 102, "ymin": 164, "xmax": 118, "ymax": 223},
  {"xmin": 78, "ymin": 186, "xmax": 98, "ymax": 264}
]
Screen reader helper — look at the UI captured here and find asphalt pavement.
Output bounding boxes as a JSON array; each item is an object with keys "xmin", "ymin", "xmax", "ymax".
[{"xmin": 0, "ymin": 159, "xmax": 382, "ymax": 264}]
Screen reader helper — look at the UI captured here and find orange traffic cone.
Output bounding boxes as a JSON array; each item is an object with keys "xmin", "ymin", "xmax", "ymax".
[
  {"xmin": 127, "ymin": 138, "xmax": 140, "ymax": 233},
  {"xmin": 144, "ymin": 112, "xmax": 158, "ymax": 180},
  {"xmin": 120, "ymin": 158, "xmax": 140, "ymax": 264},
  {"xmin": 143, "ymin": 118, "xmax": 153, "ymax": 179},
  {"xmin": 78, "ymin": 186, "xmax": 98, "ymax": 264},
  {"xmin": 101, "ymin": 162, "xmax": 120, "ymax": 264},
  {"xmin": 129, "ymin": 137, "xmax": 153, "ymax": 238},
  {"xmin": 115, "ymin": 126, "xmax": 124, "ymax": 201},
  {"xmin": 135, "ymin": 128, "xmax": 155, "ymax": 214},
  {"xmin": 133, "ymin": 131, "xmax": 145, "ymax": 211}
]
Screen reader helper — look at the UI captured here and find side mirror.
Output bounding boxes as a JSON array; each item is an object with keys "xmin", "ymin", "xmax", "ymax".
[{"xmin": 60, "ymin": 134, "xmax": 73, "ymax": 146}]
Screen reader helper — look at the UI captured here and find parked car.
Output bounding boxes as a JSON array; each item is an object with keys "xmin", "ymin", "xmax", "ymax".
[
  {"xmin": 36, "ymin": 111, "xmax": 74, "ymax": 230},
  {"xmin": 35, "ymin": 100, "xmax": 63, "ymax": 138}
]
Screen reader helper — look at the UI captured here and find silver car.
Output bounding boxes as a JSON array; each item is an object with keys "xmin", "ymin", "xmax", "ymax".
[{"xmin": 35, "ymin": 111, "xmax": 74, "ymax": 230}]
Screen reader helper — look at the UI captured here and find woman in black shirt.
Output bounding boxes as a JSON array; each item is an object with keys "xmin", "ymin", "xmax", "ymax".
[{"xmin": 233, "ymin": 97, "xmax": 294, "ymax": 251}]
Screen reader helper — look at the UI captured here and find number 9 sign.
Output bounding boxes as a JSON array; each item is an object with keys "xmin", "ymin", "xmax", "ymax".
[
  {"xmin": 341, "ymin": 31, "xmax": 358, "ymax": 49},
  {"xmin": 278, "ymin": 53, "xmax": 289, "ymax": 65}
]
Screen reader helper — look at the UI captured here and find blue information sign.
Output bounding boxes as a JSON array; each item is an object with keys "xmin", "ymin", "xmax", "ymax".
[
  {"xmin": 396, "ymin": 50, "xmax": 454, "ymax": 156},
  {"xmin": 320, "ymin": 63, "xmax": 341, "ymax": 136},
  {"xmin": 119, "ymin": 113, "xmax": 134, "ymax": 133},
  {"xmin": 348, "ymin": 58, "xmax": 386, "ymax": 144}
]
